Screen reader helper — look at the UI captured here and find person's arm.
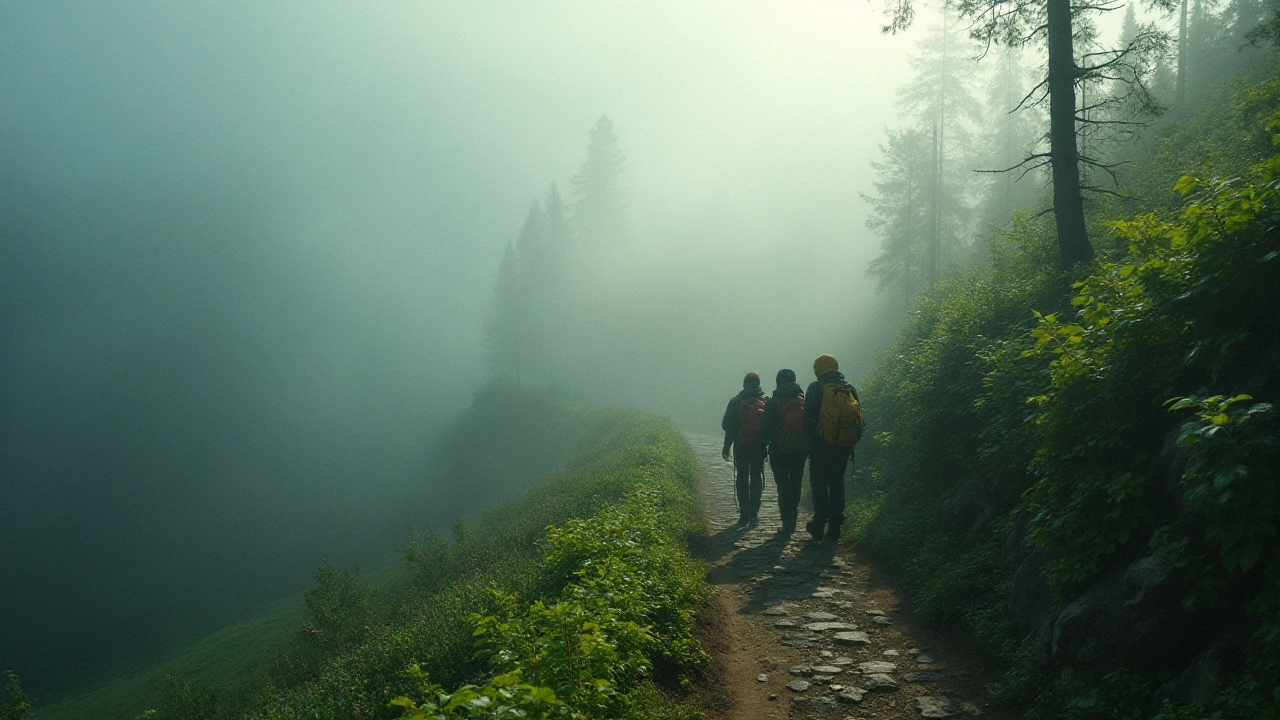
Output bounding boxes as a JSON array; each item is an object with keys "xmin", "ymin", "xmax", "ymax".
[
  {"xmin": 757, "ymin": 397, "xmax": 778, "ymax": 453},
  {"xmin": 722, "ymin": 397, "xmax": 738, "ymax": 460},
  {"xmin": 803, "ymin": 381, "xmax": 821, "ymax": 434}
]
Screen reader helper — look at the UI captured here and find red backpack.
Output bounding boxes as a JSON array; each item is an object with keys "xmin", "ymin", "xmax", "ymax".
[
  {"xmin": 775, "ymin": 395, "xmax": 811, "ymax": 454},
  {"xmin": 737, "ymin": 396, "xmax": 766, "ymax": 446}
]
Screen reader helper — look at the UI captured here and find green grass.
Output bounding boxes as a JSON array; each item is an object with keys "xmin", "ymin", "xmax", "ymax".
[{"xmin": 38, "ymin": 596, "xmax": 305, "ymax": 720}]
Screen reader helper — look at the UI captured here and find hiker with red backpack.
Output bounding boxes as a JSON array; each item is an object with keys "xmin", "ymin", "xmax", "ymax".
[
  {"xmin": 755, "ymin": 368, "xmax": 809, "ymax": 534},
  {"xmin": 721, "ymin": 371, "xmax": 767, "ymax": 526},
  {"xmin": 803, "ymin": 354, "xmax": 865, "ymax": 542}
]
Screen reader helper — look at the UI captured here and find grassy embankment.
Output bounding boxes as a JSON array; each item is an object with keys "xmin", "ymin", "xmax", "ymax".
[
  {"xmin": 30, "ymin": 389, "xmax": 710, "ymax": 720},
  {"xmin": 846, "ymin": 67, "xmax": 1280, "ymax": 719}
]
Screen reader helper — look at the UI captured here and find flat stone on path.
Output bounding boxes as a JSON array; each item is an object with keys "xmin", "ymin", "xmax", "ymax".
[
  {"xmin": 811, "ymin": 665, "xmax": 842, "ymax": 674},
  {"xmin": 916, "ymin": 652, "xmax": 940, "ymax": 664},
  {"xmin": 774, "ymin": 619, "xmax": 799, "ymax": 628},
  {"xmin": 833, "ymin": 631, "xmax": 872, "ymax": 646},
  {"xmin": 905, "ymin": 671, "xmax": 947, "ymax": 684},
  {"xmin": 790, "ymin": 664, "xmax": 814, "ymax": 677},
  {"xmin": 805, "ymin": 621, "xmax": 855, "ymax": 632},
  {"xmin": 836, "ymin": 688, "xmax": 868, "ymax": 704},
  {"xmin": 805, "ymin": 611, "xmax": 839, "ymax": 621},
  {"xmin": 786, "ymin": 680, "xmax": 811, "ymax": 693},
  {"xmin": 812, "ymin": 590, "xmax": 836, "ymax": 598},
  {"xmin": 757, "ymin": 673, "xmax": 769, "ymax": 682},
  {"xmin": 858, "ymin": 661, "xmax": 898, "ymax": 674},
  {"xmin": 872, "ymin": 615, "xmax": 893, "ymax": 626},
  {"xmin": 863, "ymin": 673, "xmax": 900, "ymax": 692},
  {"xmin": 763, "ymin": 607, "xmax": 789, "ymax": 616},
  {"xmin": 809, "ymin": 696, "xmax": 838, "ymax": 712},
  {"xmin": 917, "ymin": 695, "xmax": 959, "ymax": 718}
]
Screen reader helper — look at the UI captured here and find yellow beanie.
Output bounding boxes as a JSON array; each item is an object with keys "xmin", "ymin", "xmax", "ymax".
[{"xmin": 813, "ymin": 354, "xmax": 839, "ymax": 377}]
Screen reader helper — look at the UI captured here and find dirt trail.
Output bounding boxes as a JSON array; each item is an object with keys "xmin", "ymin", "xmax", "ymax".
[{"xmin": 685, "ymin": 432, "xmax": 1003, "ymax": 720}]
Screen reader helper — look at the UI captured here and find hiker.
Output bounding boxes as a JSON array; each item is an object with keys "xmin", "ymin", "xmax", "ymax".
[
  {"xmin": 756, "ymin": 368, "xmax": 809, "ymax": 534},
  {"xmin": 722, "ymin": 371, "xmax": 766, "ymax": 525},
  {"xmin": 803, "ymin": 354, "xmax": 864, "ymax": 542}
]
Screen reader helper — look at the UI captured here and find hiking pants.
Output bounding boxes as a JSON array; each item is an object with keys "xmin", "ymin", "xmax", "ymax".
[
  {"xmin": 769, "ymin": 451, "xmax": 806, "ymax": 529},
  {"xmin": 733, "ymin": 444, "xmax": 765, "ymax": 520},
  {"xmin": 808, "ymin": 442, "xmax": 852, "ymax": 535}
]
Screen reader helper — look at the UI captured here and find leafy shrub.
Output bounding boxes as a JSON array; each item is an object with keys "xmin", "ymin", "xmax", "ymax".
[
  {"xmin": 2, "ymin": 671, "xmax": 35, "ymax": 720},
  {"xmin": 393, "ymin": 483, "xmax": 708, "ymax": 719},
  {"xmin": 303, "ymin": 561, "xmax": 372, "ymax": 653}
]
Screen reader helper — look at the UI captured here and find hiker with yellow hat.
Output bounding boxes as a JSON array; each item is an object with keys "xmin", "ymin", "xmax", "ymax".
[{"xmin": 802, "ymin": 354, "xmax": 865, "ymax": 542}]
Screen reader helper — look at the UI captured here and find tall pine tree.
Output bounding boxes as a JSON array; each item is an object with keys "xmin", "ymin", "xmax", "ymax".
[{"xmin": 570, "ymin": 115, "xmax": 628, "ymax": 252}]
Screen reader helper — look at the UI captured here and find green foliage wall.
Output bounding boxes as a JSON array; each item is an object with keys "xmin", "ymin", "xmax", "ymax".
[{"xmin": 849, "ymin": 72, "xmax": 1280, "ymax": 718}]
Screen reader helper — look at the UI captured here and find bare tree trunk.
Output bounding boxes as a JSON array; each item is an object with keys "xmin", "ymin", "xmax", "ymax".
[
  {"xmin": 929, "ymin": 121, "xmax": 940, "ymax": 284},
  {"xmin": 1177, "ymin": 0, "xmax": 1188, "ymax": 105},
  {"xmin": 1046, "ymin": 0, "xmax": 1094, "ymax": 266}
]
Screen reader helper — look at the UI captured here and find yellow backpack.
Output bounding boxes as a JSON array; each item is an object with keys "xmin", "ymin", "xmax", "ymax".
[{"xmin": 816, "ymin": 381, "xmax": 864, "ymax": 447}]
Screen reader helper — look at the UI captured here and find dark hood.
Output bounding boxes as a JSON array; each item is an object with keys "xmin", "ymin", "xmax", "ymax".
[
  {"xmin": 816, "ymin": 370, "xmax": 845, "ymax": 384},
  {"xmin": 738, "ymin": 386, "xmax": 765, "ymax": 398},
  {"xmin": 773, "ymin": 382, "xmax": 803, "ymax": 398}
]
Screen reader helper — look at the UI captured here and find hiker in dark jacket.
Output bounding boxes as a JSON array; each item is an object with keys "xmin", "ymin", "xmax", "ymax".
[
  {"xmin": 756, "ymin": 368, "xmax": 807, "ymax": 534},
  {"xmin": 722, "ymin": 372, "xmax": 766, "ymax": 526},
  {"xmin": 803, "ymin": 354, "xmax": 860, "ymax": 542}
]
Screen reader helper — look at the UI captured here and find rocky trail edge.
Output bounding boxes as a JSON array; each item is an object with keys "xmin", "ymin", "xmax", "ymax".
[{"xmin": 685, "ymin": 432, "xmax": 1009, "ymax": 720}]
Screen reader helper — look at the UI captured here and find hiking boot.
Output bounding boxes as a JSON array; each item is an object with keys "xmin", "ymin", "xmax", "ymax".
[
  {"xmin": 827, "ymin": 519, "xmax": 843, "ymax": 543},
  {"xmin": 805, "ymin": 520, "xmax": 824, "ymax": 541}
]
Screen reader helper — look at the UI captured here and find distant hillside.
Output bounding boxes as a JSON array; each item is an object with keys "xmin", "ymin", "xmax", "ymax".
[{"xmin": 31, "ymin": 386, "xmax": 663, "ymax": 720}]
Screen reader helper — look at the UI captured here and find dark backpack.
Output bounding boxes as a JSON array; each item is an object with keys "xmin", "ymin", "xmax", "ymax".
[
  {"xmin": 737, "ymin": 396, "xmax": 766, "ymax": 446},
  {"xmin": 775, "ymin": 395, "xmax": 811, "ymax": 454}
]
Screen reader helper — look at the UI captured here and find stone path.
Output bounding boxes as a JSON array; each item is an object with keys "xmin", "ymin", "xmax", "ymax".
[{"xmin": 685, "ymin": 432, "xmax": 998, "ymax": 720}]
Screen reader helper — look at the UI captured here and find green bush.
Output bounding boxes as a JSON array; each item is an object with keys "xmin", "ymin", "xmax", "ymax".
[{"xmin": 392, "ymin": 483, "xmax": 708, "ymax": 719}]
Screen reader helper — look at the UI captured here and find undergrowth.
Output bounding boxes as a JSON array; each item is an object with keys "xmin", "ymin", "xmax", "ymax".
[{"xmin": 848, "ymin": 70, "xmax": 1280, "ymax": 719}]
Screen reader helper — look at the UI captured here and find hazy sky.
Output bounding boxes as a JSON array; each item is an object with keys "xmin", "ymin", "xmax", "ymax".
[{"xmin": 0, "ymin": 0, "xmax": 1141, "ymax": 697}]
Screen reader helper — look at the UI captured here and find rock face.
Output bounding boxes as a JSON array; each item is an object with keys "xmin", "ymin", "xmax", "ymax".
[
  {"xmin": 1165, "ymin": 644, "xmax": 1240, "ymax": 705},
  {"xmin": 1010, "ymin": 550, "xmax": 1053, "ymax": 640},
  {"xmin": 1048, "ymin": 555, "xmax": 1204, "ymax": 671}
]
